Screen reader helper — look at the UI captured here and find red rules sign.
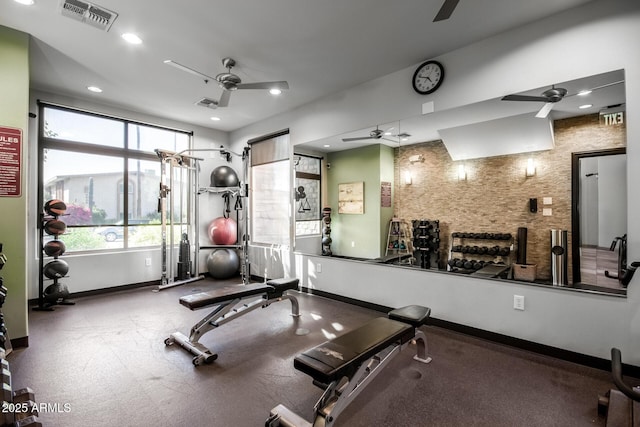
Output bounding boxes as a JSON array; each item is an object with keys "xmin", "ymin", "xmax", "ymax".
[{"xmin": 0, "ymin": 126, "xmax": 22, "ymax": 197}]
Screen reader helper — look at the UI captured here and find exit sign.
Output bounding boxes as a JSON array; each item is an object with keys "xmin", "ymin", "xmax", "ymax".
[{"xmin": 599, "ymin": 107, "xmax": 625, "ymax": 126}]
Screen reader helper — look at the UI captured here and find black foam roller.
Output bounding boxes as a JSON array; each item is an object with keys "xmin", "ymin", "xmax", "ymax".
[{"xmin": 517, "ymin": 227, "xmax": 527, "ymax": 264}]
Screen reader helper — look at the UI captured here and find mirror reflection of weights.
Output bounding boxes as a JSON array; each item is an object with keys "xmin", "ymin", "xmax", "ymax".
[
  {"xmin": 411, "ymin": 219, "xmax": 441, "ymax": 269},
  {"xmin": 322, "ymin": 207, "xmax": 332, "ymax": 256},
  {"xmin": 449, "ymin": 230, "xmax": 513, "ymax": 275},
  {"xmin": 36, "ymin": 199, "xmax": 74, "ymax": 310}
]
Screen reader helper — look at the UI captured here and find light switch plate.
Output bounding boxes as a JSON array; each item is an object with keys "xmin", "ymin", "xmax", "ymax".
[
  {"xmin": 543, "ymin": 208, "xmax": 552, "ymax": 216},
  {"xmin": 543, "ymin": 197, "xmax": 552, "ymax": 205}
]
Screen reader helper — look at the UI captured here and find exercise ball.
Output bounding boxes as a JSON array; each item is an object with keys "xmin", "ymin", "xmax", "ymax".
[
  {"xmin": 44, "ymin": 219, "xmax": 66, "ymax": 236},
  {"xmin": 43, "ymin": 240, "xmax": 66, "ymax": 257},
  {"xmin": 44, "ymin": 199, "xmax": 67, "ymax": 216},
  {"xmin": 210, "ymin": 166, "xmax": 239, "ymax": 187},
  {"xmin": 43, "ymin": 259, "xmax": 69, "ymax": 279},
  {"xmin": 207, "ymin": 217, "xmax": 237, "ymax": 245},
  {"xmin": 43, "ymin": 282, "xmax": 70, "ymax": 303},
  {"xmin": 206, "ymin": 249, "xmax": 240, "ymax": 280}
]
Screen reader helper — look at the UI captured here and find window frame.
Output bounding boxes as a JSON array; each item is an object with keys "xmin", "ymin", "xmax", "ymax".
[{"xmin": 37, "ymin": 102, "xmax": 192, "ymax": 253}]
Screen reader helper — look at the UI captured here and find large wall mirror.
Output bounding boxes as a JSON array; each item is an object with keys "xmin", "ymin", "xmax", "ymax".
[{"xmin": 294, "ymin": 69, "xmax": 626, "ymax": 295}]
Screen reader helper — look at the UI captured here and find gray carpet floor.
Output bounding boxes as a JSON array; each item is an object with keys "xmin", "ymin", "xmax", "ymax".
[{"xmin": 7, "ymin": 278, "xmax": 626, "ymax": 426}]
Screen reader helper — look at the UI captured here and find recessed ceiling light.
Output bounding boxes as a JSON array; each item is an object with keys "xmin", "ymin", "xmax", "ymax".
[
  {"xmin": 121, "ymin": 33, "xmax": 142, "ymax": 45},
  {"xmin": 269, "ymin": 88, "xmax": 282, "ymax": 95},
  {"xmin": 87, "ymin": 86, "xmax": 103, "ymax": 93},
  {"xmin": 579, "ymin": 104, "xmax": 593, "ymax": 109},
  {"xmin": 323, "ymin": 144, "xmax": 331, "ymax": 148},
  {"xmin": 577, "ymin": 89, "xmax": 592, "ymax": 96},
  {"xmin": 210, "ymin": 116, "xmax": 221, "ymax": 121},
  {"xmin": 14, "ymin": 0, "xmax": 34, "ymax": 5}
]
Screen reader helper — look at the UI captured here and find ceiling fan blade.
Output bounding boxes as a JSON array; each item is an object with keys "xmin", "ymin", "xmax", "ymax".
[
  {"xmin": 535, "ymin": 102, "xmax": 555, "ymax": 118},
  {"xmin": 218, "ymin": 90, "xmax": 231, "ymax": 107},
  {"xmin": 342, "ymin": 136, "xmax": 375, "ymax": 142},
  {"xmin": 236, "ymin": 81, "xmax": 289, "ymax": 90},
  {"xmin": 433, "ymin": 0, "xmax": 460, "ymax": 22},
  {"xmin": 164, "ymin": 60, "xmax": 216, "ymax": 82},
  {"xmin": 502, "ymin": 94, "xmax": 551, "ymax": 102}
]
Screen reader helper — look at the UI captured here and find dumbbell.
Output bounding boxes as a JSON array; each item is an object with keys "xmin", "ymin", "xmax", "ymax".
[
  {"xmin": 499, "ymin": 247, "xmax": 511, "ymax": 256},
  {"xmin": 468, "ymin": 246, "xmax": 479, "ymax": 254},
  {"xmin": 472, "ymin": 261, "xmax": 483, "ymax": 270},
  {"xmin": 477, "ymin": 246, "xmax": 488, "ymax": 255},
  {"xmin": 463, "ymin": 260, "xmax": 474, "ymax": 270},
  {"xmin": 455, "ymin": 259, "xmax": 465, "ymax": 268},
  {"xmin": 448, "ymin": 258, "xmax": 458, "ymax": 268},
  {"xmin": 487, "ymin": 246, "xmax": 500, "ymax": 256}
]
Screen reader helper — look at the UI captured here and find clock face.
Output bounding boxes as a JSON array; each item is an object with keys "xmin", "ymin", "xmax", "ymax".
[{"xmin": 412, "ymin": 60, "xmax": 444, "ymax": 95}]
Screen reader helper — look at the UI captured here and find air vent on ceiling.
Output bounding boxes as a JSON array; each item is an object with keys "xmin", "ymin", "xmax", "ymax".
[
  {"xmin": 59, "ymin": 0, "xmax": 118, "ymax": 32},
  {"xmin": 195, "ymin": 98, "xmax": 219, "ymax": 109}
]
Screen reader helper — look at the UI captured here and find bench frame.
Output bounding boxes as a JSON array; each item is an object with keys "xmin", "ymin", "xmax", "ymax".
[
  {"xmin": 165, "ymin": 282, "xmax": 300, "ymax": 366},
  {"xmin": 267, "ymin": 316, "xmax": 431, "ymax": 427}
]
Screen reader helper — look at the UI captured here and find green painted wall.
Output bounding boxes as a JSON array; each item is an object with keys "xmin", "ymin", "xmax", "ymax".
[
  {"xmin": 327, "ymin": 144, "xmax": 395, "ymax": 259},
  {"xmin": 0, "ymin": 26, "xmax": 29, "ymax": 341}
]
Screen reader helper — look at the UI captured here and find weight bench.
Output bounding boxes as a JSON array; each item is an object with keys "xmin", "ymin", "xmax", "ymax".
[
  {"xmin": 267, "ymin": 305, "xmax": 431, "ymax": 427},
  {"xmin": 165, "ymin": 277, "xmax": 300, "ymax": 366}
]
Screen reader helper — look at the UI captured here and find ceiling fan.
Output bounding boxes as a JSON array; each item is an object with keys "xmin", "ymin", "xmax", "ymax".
[
  {"xmin": 433, "ymin": 0, "xmax": 460, "ymax": 22},
  {"xmin": 501, "ymin": 80, "xmax": 624, "ymax": 118},
  {"xmin": 164, "ymin": 57, "xmax": 289, "ymax": 108},
  {"xmin": 342, "ymin": 125, "xmax": 398, "ymax": 143}
]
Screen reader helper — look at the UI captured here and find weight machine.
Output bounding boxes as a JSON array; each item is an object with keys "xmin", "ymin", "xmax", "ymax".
[{"xmin": 155, "ymin": 146, "xmax": 250, "ymax": 291}]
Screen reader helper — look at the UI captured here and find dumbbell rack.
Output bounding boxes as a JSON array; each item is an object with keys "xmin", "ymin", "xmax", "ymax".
[
  {"xmin": 1, "ymin": 243, "xmax": 42, "ymax": 427},
  {"xmin": 385, "ymin": 219, "xmax": 413, "ymax": 261},
  {"xmin": 448, "ymin": 232, "xmax": 514, "ymax": 274},
  {"xmin": 411, "ymin": 219, "xmax": 441, "ymax": 269}
]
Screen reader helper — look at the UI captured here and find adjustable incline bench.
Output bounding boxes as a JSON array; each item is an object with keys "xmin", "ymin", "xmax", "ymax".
[
  {"xmin": 267, "ymin": 305, "xmax": 431, "ymax": 427},
  {"xmin": 165, "ymin": 278, "xmax": 300, "ymax": 366}
]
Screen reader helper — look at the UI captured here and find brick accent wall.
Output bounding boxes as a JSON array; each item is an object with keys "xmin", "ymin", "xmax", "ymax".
[{"xmin": 394, "ymin": 113, "xmax": 626, "ymax": 282}]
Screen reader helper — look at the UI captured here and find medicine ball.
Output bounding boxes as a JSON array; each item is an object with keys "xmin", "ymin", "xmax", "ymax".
[
  {"xmin": 43, "ymin": 259, "xmax": 69, "ymax": 279},
  {"xmin": 210, "ymin": 166, "xmax": 239, "ymax": 188},
  {"xmin": 322, "ymin": 236, "xmax": 332, "ymax": 245},
  {"xmin": 207, "ymin": 217, "xmax": 237, "ymax": 245},
  {"xmin": 43, "ymin": 282, "xmax": 70, "ymax": 303},
  {"xmin": 44, "ymin": 219, "xmax": 66, "ymax": 236},
  {"xmin": 206, "ymin": 249, "xmax": 240, "ymax": 280},
  {"xmin": 44, "ymin": 199, "xmax": 67, "ymax": 216},
  {"xmin": 43, "ymin": 240, "xmax": 66, "ymax": 257}
]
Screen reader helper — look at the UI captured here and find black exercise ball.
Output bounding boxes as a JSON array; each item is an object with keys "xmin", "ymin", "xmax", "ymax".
[
  {"xmin": 210, "ymin": 166, "xmax": 239, "ymax": 187},
  {"xmin": 43, "ymin": 259, "xmax": 69, "ymax": 279},
  {"xmin": 206, "ymin": 249, "xmax": 240, "ymax": 279}
]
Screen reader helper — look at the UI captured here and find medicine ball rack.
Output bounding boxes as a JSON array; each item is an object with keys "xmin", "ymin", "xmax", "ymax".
[
  {"xmin": 411, "ymin": 219, "xmax": 441, "ymax": 269},
  {"xmin": 155, "ymin": 146, "xmax": 251, "ymax": 291},
  {"xmin": 448, "ymin": 232, "xmax": 514, "ymax": 275},
  {"xmin": 34, "ymin": 201, "xmax": 74, "ymax": 311},
  {"xmin": 385, "ymin": 219, "xmax": 413, "ymax": 263}
]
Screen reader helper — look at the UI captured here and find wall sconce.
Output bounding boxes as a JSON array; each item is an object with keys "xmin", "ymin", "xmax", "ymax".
[
  {"xmin": 458, "ymin": 164, "xmax": 467, "ymax": 181},
  {"xmin": 409, "ymin": 154, "xmax": 424, "ymax": 164},
  {"xmin": 404, "ymin": 170, "xmax": 412, "ymax": 185},
  {"xmin": 526, "ymin": 158, "xmax": 536, "ymax": 177}
]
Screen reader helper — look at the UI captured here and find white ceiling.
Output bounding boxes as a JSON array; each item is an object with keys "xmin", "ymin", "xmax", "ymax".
[{"xmin": 1, "ymin": 0, "xmax": 598, "ymax": 132}]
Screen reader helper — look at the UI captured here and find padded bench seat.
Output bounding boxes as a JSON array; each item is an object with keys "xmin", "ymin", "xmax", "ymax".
[{"xmin": 179, "ymin": 278, "xmax": 299, "ymax": 310}]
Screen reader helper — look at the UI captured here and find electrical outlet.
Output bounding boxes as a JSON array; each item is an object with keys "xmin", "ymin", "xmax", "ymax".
[
  {"xmin": 316, "ymin": 263, "xmax": 322, "ymax": 273},
  {"xmin": 145, "ymin": 258, "xmax": 152, "ymax": 267},
  {"xmin": 513, "ymin": 295, "xmax": 525, "ymax": 311}
]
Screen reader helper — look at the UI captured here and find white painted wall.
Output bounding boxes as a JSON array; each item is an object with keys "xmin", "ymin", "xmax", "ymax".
[{"xmin": 230, "ymin": 0, "xmax": 640, "ymax": 365}]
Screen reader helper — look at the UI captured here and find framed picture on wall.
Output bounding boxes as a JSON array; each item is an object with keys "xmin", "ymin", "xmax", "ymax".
[{"xmin": 338, "ymin": 181, "xmax": 364, "ymax": 214}]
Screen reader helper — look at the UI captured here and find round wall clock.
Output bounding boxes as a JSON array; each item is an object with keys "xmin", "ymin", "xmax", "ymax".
[{"xmin": 412, "ymin": 60, "xmax": 444, "ymax": 95}]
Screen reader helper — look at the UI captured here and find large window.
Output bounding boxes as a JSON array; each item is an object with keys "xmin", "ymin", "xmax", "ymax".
[
  {"xmin": 39, "ymin": 103, "xmax": 191, "ymax": 252},
  {"xmin": 250, "ymin": 131, "xmax": 290, "ymax": 246}
]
